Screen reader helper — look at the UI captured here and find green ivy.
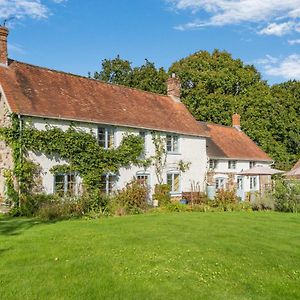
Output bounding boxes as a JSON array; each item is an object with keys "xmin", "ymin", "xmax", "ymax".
[{"xmin": 0, "ymin": 114, "xmax": 144, "ymax": 203}]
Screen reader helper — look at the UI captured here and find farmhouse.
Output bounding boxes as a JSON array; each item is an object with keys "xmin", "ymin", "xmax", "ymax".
[
  {"xmin": 0, "ymin": 26, "xmax": 273, "ymax": 201},
  {"xmin": 0, "ymin": 26, "xmax": 209, "ymax": 199}
]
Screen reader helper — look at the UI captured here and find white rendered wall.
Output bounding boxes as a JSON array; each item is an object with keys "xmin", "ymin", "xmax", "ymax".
[
  {"xmin": 25, "ymin": 117, "xmax": 207, "ymax": 196},
  {"xmin": 208, "ymin": 159, "xmax": 272, "ymax": 199}
]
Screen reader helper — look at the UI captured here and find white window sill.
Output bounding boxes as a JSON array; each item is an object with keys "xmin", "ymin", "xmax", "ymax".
[
  {"xmin": 167, "ymin": 152, "xmax": 181, "ymax": 156},
  {"xmin": 170, "ymin": 192, "xmax": 182, "ymax": 196}
]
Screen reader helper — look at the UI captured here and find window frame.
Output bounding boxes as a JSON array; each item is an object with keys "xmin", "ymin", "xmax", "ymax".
[
  {"xmin": 97, "ymin": 126, "xmax": 115, "ymax": 149},
  {"xmin": 249, "ymin": 161, "xmax": 256, "ymax": 169},
  {"xmin": 100, "ymin": 173, "xmax": 117, "ymax": 195},
  {"xmin": 237, "ymin": 176, "xmax": 243, "ymax": 190},
  {"xmin": 166, "ymin": 134, "xmax": 180, "ymax": 154},
  {"xmin": 215, "ymin": 177, "xmax": 226, "ymax": 190},
  {"xmin": 139, "ymin": 131, "xmax": 147, "ymax": 158},
  {"xmin": 250, "ymin": 176, "xmax": 257, "ymax": 190},
  {"xmin": 54, "ymin": 172, "xmax": 77, "ymax": 196},
  {"xmin": 136, "ymin": 171, "xmax": 150, "ymax": 188},
  {"xmin": 209, "ymin": 159, "xmax": 218, "ymax": 170},
  {"xmin": 167, "ymin": 171, "xmax": 181, "ymax": 194},
  {"xmin": 228, "ymin": 160, "xmax": 237, "ymax": 170}
]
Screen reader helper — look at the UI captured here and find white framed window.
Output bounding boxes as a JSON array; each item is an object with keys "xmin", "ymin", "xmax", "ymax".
[
  {"xmin": 228, "ymin": 160, "xmax": 237, "ymax": 170},
  {"xmin": 209, "ymin": 159, "xmax": 218, "ymax": 170},
  {"xmin": 237, "ymin": 176, "xmax": 243, "ymax": 190},
  {"xmin": 139, "ymin": 131, "xmax": 147, "ymax": 158},
  {"xmin": 249, "ymin": 161, "xmax": 256, "ymax": 169},
  {"xmin": 250, "ymin": 176, "xmax": 257, "ymax": 190},
  {"xmin": 100, "ymin": 174, "xmax": 116, "ymax": 195},
  {"xmin": 98, "ymin": 126, "xmax": 115, "ymax": 149},
  {"xmin": 136, "ymin": 172, "xmax": 150, "ymax": 187},
  {"xmin": 215, "ymin": 177, "xmax": 226, "ymax": 190},
  {"xmin": 166, "ymin": 134, "xmax": 179, "ymax": 153},
  {"xmin": 54, "ymin": 173, "xmax": 77, "ymax": 196},
  {"xmin": 167, "ymin": 172, "xmax": 181, "ymax": 193}
]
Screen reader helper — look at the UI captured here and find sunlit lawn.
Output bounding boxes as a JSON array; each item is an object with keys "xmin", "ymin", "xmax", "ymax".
[{"xmin": 0, "ymin": 212, "xmax": 299, "ymax": 299}]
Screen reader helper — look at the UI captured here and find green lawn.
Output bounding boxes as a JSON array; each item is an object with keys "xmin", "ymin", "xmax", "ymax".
[{"xmin": 0, "ymin": 212, "xmax": 299, "ymax": 300}]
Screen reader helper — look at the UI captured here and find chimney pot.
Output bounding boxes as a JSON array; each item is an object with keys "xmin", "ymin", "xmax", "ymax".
[
  {"xmin": 0, "ymin": 26, "xmax": 9, "ymax": 66},
  {"xmin": 167, "ymin": 73, "xmax": 181, "ymax": 100},
  {"xmin": 232, "ymin": 114, "xmax": 241, "ymax": 130}
]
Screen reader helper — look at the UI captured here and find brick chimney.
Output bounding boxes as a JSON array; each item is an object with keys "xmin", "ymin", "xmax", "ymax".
[
  {"xmin": 232, "ymin": 114, "xmax": 241, "ymax": 130},
  {"xmin": 167, "ymin": 73, "xmax": 181, "ymax": 100},
  {"xmin": 0, "ymin": 26, "xmax": 9, "ymax": 66}
]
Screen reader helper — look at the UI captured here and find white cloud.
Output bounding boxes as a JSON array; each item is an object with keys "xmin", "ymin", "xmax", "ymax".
[
  {"xmin": 256, "ymin": 54, "xmax": 300, "ymax": 80},
  {"xmin": 258, "ymin": 22, "xmax": 296, "ymax": 36},
  {"xmin": 288, "ymin": 38, "xmax": 300, "ymax": 44},
  {"xmin": 167, "ymin": 0, "xmax": 300, "ymax": 36},
  {"xmin": 255, "ymin": 54, "xmax": 279, "ymax": 65},
  {"xmin": 0, "ymin": 0, "xmax": 65, "ymax": 21}
]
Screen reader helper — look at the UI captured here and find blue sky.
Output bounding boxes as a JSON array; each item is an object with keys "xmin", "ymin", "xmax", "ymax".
[{"xmin": 3, "ymin": 0, "xmax": 300, "ymax": 84}]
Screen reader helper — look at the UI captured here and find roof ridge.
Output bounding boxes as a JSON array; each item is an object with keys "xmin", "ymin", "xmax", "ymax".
[
  {"xmin": 9, "ymin": 59, "xmax": 169, "ymax": 99},
  {"xmin": 199, "ymin": 121, "xmax": 239, "ymax": 130}
]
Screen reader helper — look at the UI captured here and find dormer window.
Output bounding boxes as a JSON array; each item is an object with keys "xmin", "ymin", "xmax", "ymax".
[{"xmin": 98, "ymin": 126, "xmax": 115, "ymax": 149}]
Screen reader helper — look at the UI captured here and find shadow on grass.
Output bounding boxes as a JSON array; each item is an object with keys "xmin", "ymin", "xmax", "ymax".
[{"xmin": 0, "ymin": 215, "xmax": 57, "ymax": 236}]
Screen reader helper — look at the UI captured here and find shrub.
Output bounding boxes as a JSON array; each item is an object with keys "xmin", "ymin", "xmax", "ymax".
[
  {"xmin": 273, "ymin": 179, "xmax": 300, "ymax": 212},
  {"xmin": 182, "ymin": 191, "xmax": 209, "ymax": 205},
  {"xmin": 163, "ymin": 202, "xmax": 191, "ymax": 212},
  {"xmin": 79, "ymin": 191, "xmax": 110, "ymax": 214},
  {"xmin": 110, "ymin": 180, "xmax": 148, "ymax": 215},
  {"xmin": 37, "ymin": 197, "xmax": 87, "ymax": 220},
  {"xmin": 251, "ymin": 194, "xmax": 275, "ymax": 211},
  {"xmin": 9, "ymin": 194, "xmax": 58, "ymax": 217},
  {"xmin": 153, "ymin": 184, "xmax": 171, "ymax": 206},
  {"xmin": 214, "ymin": 189, "xmax": 238, "ymax": 206}
]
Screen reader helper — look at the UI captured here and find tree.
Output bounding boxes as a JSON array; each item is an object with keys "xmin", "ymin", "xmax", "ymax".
[
  {"xmin": 92, "ymin": 50, "xmax": 300, "ymax": 169},
  {"xmin": 93, "ymin": 56, "xmax": 168, "ymax": 94},
  {"xmin": 169, "ymin": 50, "xmax": 300, "ymax": 169}
]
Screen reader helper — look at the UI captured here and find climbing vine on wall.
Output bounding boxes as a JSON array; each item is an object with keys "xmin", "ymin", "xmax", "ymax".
[{"xmin": 0, "ymin": 114, "xmax": 144, "ymax": 204}]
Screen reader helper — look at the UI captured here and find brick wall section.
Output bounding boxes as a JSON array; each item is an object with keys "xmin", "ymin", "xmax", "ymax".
[
  {"xmin": 0, "ymin": 95, "xmax": 13, "ymax": 200},
  {"xmin": 0, "ymin": 27, "xmax": 8, "ymax": 66}
]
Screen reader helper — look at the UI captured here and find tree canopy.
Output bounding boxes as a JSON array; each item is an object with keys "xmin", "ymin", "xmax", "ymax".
[
  {"xmin": 93, "ymin": 56, "xmax": 168, "ymax": 95},
  {"xmin": 92, "ymin": 51, "xmax": 300, "ymax": 169}
]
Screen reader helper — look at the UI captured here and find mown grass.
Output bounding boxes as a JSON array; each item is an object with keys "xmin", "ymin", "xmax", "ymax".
[{"xmin": 0, "ymin": 212, "xmax": 299, "ymax": 299}]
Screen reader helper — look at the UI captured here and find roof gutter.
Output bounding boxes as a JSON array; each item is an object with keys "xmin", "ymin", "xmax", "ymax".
[{"xmin": 18, "ymin": 113, "xmax": 209, "ymax": 138}]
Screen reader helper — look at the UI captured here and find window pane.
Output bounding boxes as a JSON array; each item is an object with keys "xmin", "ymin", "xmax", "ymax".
[
  {"xmin": 67, "ymin": 174, "xmax": 76, "ymax": 195},
  {"xmin": 139, "ymin": 131, "xmax": 146, "ymax": 157},
  {"xmin": 173, "ymin": 174, "xmax": 180, "ymax": 192},
  {"xmin": 166, "ymin": 135, "xmax": 172, "ymax": 152},
  {"xmin": 173, "ymin": 136, "xmax": 179, "ymax": 152},
  {"xmin": 98, "ymin": 127, "xmax": 106, "ymax": 148},
  {"xmin": 54, "ymin": 175, "xmax": 65, "ymax": 195},
  {"xmin": 137, "ymin": 175, "xmax": 149, "ymax": 186},
  {"xmin": 108, "ymin": 175, "xmax": 116, "ymax": 193},
  {"xmin": 167, "ymin": 174, "xmax": 173, "ymax": 189},
  {"xmin": 107, "ymin": 129, "xmax": 114, "ymax": 149},
  {"xmin": 100, "ymin": 175, "xmax": 107, "ymax": 193}
]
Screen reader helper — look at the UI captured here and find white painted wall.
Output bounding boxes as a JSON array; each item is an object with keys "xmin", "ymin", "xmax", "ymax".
[
  {"xmin": 207, "ymin": 158, "xmax": 272, "ymax": 200},
  {"xmin": 25, "ymin": 117, "xmax": 207, "ymax": 197}
]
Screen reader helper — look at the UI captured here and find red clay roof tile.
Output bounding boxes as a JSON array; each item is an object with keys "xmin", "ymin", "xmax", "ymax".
[
  {"xmin": 204, "ymin": 122, "xmax": 272, "ymax": 161},
  {"xmin": 0, "ymin": 60, "xmax": 208, "ymax": 137}
]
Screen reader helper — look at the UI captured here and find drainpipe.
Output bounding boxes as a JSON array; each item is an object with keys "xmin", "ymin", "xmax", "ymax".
[{"xmin": 18, "ymin": 114, "xmax": 22, "ymax": 208}]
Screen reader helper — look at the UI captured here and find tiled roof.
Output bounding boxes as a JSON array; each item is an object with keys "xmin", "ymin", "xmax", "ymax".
[
  {"xmin": 0, "ymin": 60, "xmax": 208, "ymax": 137},
  {"xmin": 203, "ymin": 122, "xmax": 272, "ymax": 161}
]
